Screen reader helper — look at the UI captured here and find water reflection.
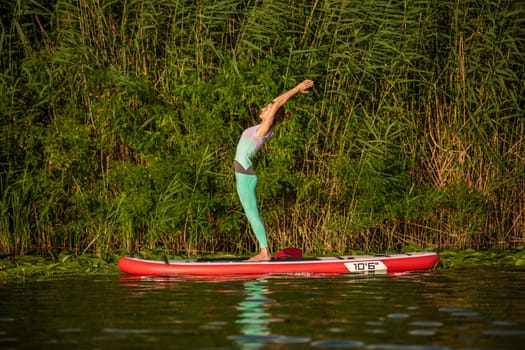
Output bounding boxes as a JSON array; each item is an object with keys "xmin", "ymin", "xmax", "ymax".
[
  {"xmin": 234, "ymin": 279, "xmax": 272, "ymax": 349},
  {"xmin": 231, "ymin": 278, "xmax": 311, "ymax": 349}
]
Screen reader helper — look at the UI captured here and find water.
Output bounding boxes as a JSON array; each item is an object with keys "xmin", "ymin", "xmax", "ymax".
[{"xmin": 1, "ymin": 267, "xmax": 524, "ymax": 349}]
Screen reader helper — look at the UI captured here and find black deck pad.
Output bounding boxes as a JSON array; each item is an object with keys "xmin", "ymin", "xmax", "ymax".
[{"xmin": 195, "ymin": 257, "xmax": 322, "ymax": 263}]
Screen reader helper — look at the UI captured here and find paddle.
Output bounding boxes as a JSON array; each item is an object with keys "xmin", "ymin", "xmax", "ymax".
[{"xmin": 273, "ymin": 247, "xmax": 303, "ymax": 260}]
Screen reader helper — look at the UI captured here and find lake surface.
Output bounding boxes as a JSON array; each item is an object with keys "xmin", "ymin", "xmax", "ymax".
[{"xmin": 1, "ymin": 267, "xmax": 524, "ymax": 349}]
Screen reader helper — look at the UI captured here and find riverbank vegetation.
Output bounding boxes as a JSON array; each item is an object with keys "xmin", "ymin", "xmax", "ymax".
[{"xmin": 1, "ymin": 0, "xmax": 523, "ymax": 258}]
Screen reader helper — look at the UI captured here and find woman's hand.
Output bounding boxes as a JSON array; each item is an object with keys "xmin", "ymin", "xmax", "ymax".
[{"xmin": 296, "ymin": 79, "xmax": 314, "ymax": 94}]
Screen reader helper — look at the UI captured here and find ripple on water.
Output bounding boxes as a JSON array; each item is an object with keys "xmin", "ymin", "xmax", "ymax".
[
  {"xmin": 483, "ymin": 329, "xmax": 525, "ymax": 336},
  {"xmin": 437, "ymin": 307, "xmax": 463, "ymax": 313},
  {"xmin": 200, "ymin": 320, "xmax": 228, "ymax": 330},
  {"xmin": 414, "ymin": 322, "xmax": 444, "ymax": 328},
  {"xmin": 485, "ymin": 320, "xmax": 525, "ymax": 336},
  {"xmin": 491, "ymin": 320, "xmax": 518, "ymax": 326},
  {"xmin": 438, "ymin": 307, "xmax": 480, "ymax": 318},
  {"xmin": 311, "ymin": 339, "xmax": 365, "ymax": 348},
  {"xmin": 364, "ymin": 345, "xmax": 452, "ymax": 350},
  {"xmin": 58, "ymin": 328, "xmax": 83, "ymax": 333},
  {"xmin": 408, "ymin": 329, "xmax": 436, "ymax": 336},
  {"xmin": 228, "ymin": 334, "xmax": 311, "ymax": 344},
  {"xmin": 387, "ymin": 313, "xmax": 410, "ymax": 319}
]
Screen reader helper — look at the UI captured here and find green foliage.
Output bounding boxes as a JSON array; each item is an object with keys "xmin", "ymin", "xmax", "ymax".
[
  {"xmin": 0, "ymin": 251, "xmax": 120, "ymax": 281},
  {"xmin": 437, "ymin": 247, "xmax": 525, "ymax": 269},
  {"xmin": 0, "ymin": 0, "xmax": 523, "ymax": 256}
]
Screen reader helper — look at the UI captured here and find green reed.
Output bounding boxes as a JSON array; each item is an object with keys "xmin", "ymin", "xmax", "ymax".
[{"xmin": 0, "ymin": 0, "xmax": 523, "ymax": 256}]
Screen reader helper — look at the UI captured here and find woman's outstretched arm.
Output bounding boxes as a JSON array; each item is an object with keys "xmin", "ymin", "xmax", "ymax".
[{"xmin": 257, "ymin": 79, "xmax": 314, "ymax": 137}]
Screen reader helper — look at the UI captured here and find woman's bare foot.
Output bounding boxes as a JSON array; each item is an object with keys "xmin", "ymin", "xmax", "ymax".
[{"xmin": 247, "ymin": 248, "xmax": 271, "ymax": 262}]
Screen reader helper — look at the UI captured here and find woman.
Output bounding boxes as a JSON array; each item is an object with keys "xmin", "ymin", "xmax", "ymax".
[{"xmin": 234, "ymin": 79, "xmax": 314, "ymax": 261}]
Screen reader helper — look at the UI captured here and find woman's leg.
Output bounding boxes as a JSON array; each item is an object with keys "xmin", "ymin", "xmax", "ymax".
[{"xmin": 235, "ymin": 172, "xmax": 269, "ymax": 250}]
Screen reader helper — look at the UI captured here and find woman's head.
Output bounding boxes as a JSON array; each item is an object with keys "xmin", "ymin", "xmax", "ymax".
[
  {"xmin": 273, "ymin": 106, "xmax": 291, "ymax": 126},
  {"xmin": 260, "ymin": 103, "xmax": 291, "ymax": 127}
]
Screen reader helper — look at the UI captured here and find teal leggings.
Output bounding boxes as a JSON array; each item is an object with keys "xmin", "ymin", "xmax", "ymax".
[{"xmin": 235, "ymin": 172, "xmax": 268, "ymax": 249}]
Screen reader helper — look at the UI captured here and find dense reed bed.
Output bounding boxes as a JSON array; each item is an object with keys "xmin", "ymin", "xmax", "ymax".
[{"xmin": 1, "ymin": 0, "xmax": 523, "ymax": 257}]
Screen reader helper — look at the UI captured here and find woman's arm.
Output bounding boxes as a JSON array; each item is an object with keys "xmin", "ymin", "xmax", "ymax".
[{"xmin": 257, "ymin": 79, "xmax": 314, "ymax": 137}]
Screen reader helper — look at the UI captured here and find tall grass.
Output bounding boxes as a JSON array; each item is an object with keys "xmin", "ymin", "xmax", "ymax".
[{"xmin": 0, "ymin": 0, "xmax": 523, "ymax": 256}]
